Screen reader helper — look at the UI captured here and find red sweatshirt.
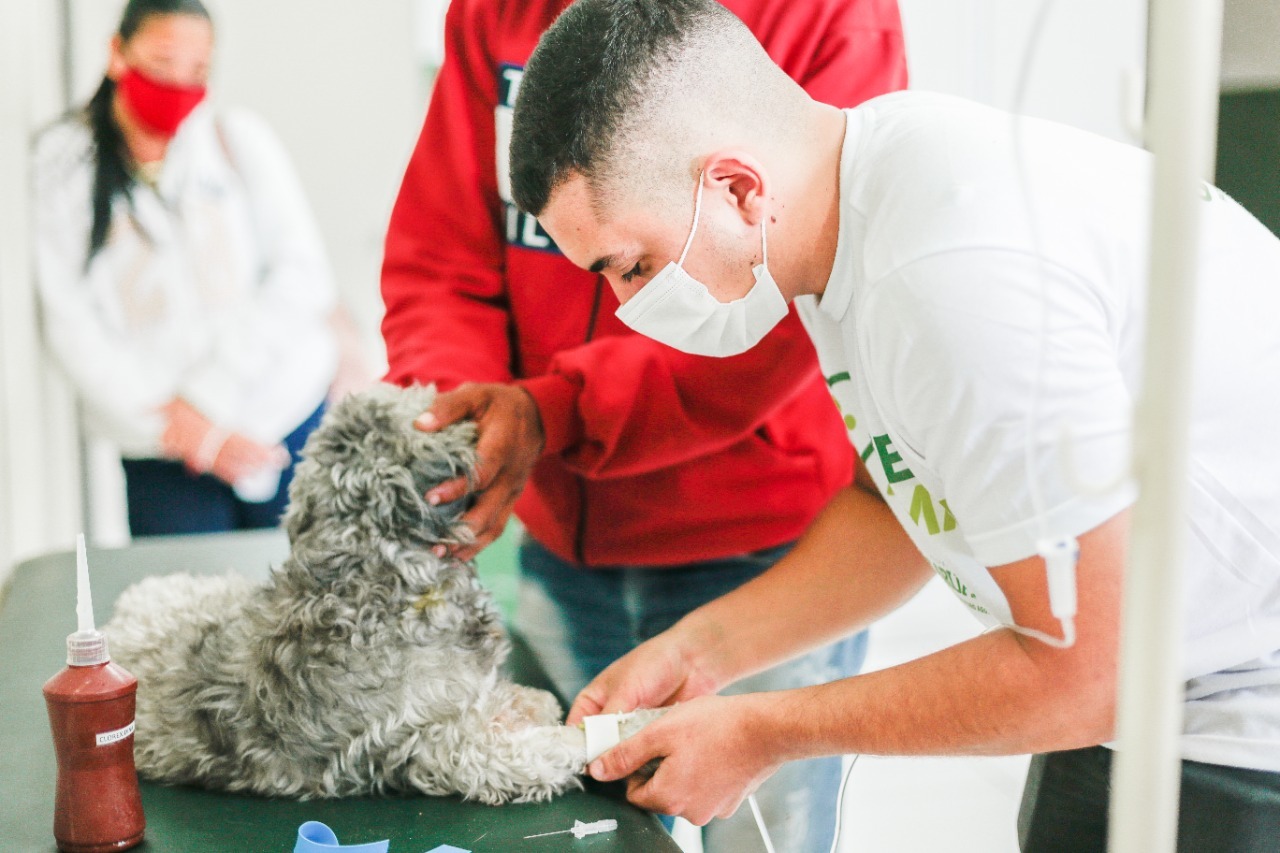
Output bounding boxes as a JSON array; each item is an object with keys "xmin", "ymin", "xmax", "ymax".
[{"xmin": 382, "ymin": 0, "xmax": 908, "ymax": 566}]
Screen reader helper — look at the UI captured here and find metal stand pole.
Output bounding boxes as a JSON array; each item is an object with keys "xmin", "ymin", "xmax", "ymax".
[{"xmin": 1107, "ymin": 1, "xmax": 1223, "ymax": 851}]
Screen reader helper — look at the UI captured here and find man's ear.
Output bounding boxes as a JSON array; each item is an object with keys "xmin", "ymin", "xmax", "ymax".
[{"xmin": 703, "ymin": 150, "xmax": 768, "ymax": 227}]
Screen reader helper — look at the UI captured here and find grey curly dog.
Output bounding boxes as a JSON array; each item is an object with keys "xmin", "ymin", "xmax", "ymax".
[{"xmin": 105, "ymin": 384, "xmax": 597, "ymax": 803}]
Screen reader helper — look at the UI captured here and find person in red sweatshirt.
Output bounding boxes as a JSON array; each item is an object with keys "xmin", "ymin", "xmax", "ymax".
[{"xmin": 381, "ymin": 1, "xmax": 906, "ymax": 849}]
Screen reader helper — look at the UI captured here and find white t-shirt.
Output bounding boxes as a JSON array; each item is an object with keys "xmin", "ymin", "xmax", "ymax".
[{"xmin": 795, "ymin": 91, "xmax": 1280, "ymax": 771}]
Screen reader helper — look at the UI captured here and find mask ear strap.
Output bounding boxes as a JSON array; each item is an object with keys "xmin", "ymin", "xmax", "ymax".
[
  {"xmin": 677, "ymin": 172, "xmax": 706, "ymax": 267},
  {"xmin": 760, "ymin": 211, "xmax": 769, "ymax": 268}
]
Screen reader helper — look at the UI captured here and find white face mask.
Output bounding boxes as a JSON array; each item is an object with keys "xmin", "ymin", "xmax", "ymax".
[{"xmin": 614, "ymin": 175, "xmax": 788, "ymax": 357}]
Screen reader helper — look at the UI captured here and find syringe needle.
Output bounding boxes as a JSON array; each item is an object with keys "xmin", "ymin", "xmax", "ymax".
[{"xmin": 524, "ymin": 819, "xmax": 618, "ymax": 840}]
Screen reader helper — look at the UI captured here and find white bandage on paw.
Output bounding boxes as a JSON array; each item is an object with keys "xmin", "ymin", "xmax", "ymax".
[
  {"xmin": 583, "ymin": 713, "xmax": 622, "ymax": 763},
  {"xmin": 582, "ymin": 707, "xmax": 669, "ymax": 764}
]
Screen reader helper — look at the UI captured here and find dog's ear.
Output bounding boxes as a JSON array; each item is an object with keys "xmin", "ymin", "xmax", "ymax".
[
  {"xmin": 282, "ymin": 456, "xmax": 324, "ymax": 543},
  {"xmin": 403, "ymin": 422, "xmax": 480, "ymax": 544},
  {"xmin": 280, "ymin": 384, "xmax": 483, "ymax": 546},
  {"xmin": 366, "ymin": 462, "xmax": 436, "ymax": 538},
  {"xmin": 303, "ymin": 435, "xmax": 478, "ymax": 546}
]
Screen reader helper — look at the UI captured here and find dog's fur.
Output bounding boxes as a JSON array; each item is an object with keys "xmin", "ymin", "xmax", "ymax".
[{"xmin": 104, "ymin": 384, "xmax": 588, "ymax": 803}]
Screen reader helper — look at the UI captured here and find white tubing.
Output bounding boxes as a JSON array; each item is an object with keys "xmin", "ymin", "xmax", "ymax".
[
  {"xmin": 1107, "ymin": 1, "xmax": 1223, "ymax": 852},
  {"xmin": 747, "ymin": 794, "xmax": 777, "ymax": 853}
]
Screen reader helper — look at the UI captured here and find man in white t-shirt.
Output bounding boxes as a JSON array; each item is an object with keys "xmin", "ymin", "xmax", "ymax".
[{"xmin": 507, "ymin": 0, "xmax": 1280, "ymax": 849}]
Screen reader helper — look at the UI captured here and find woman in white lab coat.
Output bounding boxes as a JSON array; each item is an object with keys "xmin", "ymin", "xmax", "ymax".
[{"xmin": 32, "ymin": 0, "xmax": 340, "ymax": 536}]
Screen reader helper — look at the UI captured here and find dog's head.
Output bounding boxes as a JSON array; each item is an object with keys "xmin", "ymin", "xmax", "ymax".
[{"xmin": 284, "ymin": 384, "xmax": 477, "ymax": 547}]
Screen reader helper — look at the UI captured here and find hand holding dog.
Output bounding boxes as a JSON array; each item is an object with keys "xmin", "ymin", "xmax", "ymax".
[
  {"xmin": 588, "ymin": 693, "xmax": 787, "ymax": 826},
  {"xmin": 415, "ymin": 382, "xmax": 545, "ymax": 561}
]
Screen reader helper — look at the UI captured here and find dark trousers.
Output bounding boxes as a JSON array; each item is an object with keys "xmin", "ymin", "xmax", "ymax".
[
  {"xmin": 122, "ymin": 403, "xmax": 325, "ymax": 537},
  {"xmin": 1019, "ymin": 745, "xmax": 1280, "ymax": 852}
]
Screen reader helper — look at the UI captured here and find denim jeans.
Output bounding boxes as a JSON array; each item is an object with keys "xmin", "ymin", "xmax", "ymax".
[
  {"xmin": 122, "ymin": 402, "xmax": 325, "ymax": 537},
  {"xmin": 516, "ymin": 535, "xmax": 869, "ymax": 853}
]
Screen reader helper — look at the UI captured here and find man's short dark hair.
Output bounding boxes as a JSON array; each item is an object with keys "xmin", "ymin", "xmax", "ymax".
[{"xmin": 509, "ymin": 0, "xmax": 737, "ymax": 216}]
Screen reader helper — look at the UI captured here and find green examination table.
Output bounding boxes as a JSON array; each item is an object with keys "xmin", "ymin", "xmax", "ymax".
[{"xmin": 0, "ymin": 530, "xmax": 678, "ymax": 853}]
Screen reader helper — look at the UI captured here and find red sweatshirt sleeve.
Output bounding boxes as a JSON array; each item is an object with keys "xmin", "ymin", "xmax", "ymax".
[
  {"xmin": 518, "ymin": 0, "xmax": 909, "ymax": 477},
  {"xmin": 381, "ymin": 0, "xmax": 511, "ymax": 390}
]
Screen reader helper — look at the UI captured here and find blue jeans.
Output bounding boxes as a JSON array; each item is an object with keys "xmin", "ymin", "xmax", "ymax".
[
  {"xmin": 122, "ymin": 402, "xmax": 325, "ymax": 537},
  {"xmin": 516, "ymin": 536, "xmax": 868, "ymax": 853}
]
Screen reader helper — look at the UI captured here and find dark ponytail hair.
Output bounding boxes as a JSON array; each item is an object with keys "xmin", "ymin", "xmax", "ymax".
[{"xmin": 85, "ymin": 0, "xmax": 211, "ymax": 263}]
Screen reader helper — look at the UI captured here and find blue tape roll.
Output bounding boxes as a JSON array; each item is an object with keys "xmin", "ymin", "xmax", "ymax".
[{"xmin": 293, "ymin": 821, "xmax": 390, "ymax": 853}]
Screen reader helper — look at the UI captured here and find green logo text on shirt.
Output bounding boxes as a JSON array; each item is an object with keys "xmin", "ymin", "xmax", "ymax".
[{"xmin": 827, "ymin": 372, "xmax": 958, "ymax": 538}]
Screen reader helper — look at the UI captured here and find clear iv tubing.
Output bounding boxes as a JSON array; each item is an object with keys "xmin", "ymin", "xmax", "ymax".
[
  {"xmin": 747, "ymin": 754, "xmax": 861, "ymax": 853},
  {"xmin": 1009, "ymin": 0, "xmax": 1079, "ymax": 651},
  {"xmin": 1012, "ymin": 0, "xmax": 1056, "ymax": 547},
  {"xmin": 743, "ymin": 22, "xmax": 1074, "ymax": 845},
  {"xmin": 748, "ymin": 29, "xmax": 1078, "ymax": 842},
  {"xmin": 1007, "ymin": 617, "xmax": 1076, "ymax": 649},
  {"xmin": 751, "ymin": 23, "xmax": 1076, "ymax": 852},
  {"xmin": 827, "ymin": 754, "xmax": 860, "ymax": 853},
  {"xmin": 747, "ymin": 794, "xmax": 777, "ymax": 853}
]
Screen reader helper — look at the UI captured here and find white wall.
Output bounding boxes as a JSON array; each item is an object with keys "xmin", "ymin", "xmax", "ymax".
[
  {"xmin": 0, "ymin": 1, "xmax": 84, "ymax": 593},
  {"xmin": 900, "ymin": 0, "xmax": 1148, "ymax": 144}
]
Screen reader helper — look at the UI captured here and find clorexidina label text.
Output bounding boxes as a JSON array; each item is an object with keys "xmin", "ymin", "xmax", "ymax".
[{"xmin": 95, "ymin": 721, "xmax": 135, "ymax": 747}]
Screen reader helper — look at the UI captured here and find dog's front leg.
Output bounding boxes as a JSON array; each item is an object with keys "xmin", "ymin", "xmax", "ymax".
[
  {"xmin": 403, "ymin": 680, "xmax": 583, "ymax": 804},
  {"xmin": 407, "ymin": 715, "xmax": 586, "ymax": 805}
]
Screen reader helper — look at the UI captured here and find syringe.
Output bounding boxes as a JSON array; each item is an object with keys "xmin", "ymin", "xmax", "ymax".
[{"xmin": 524, "ymin": 819, "xmax": 618, "ymax": 840}]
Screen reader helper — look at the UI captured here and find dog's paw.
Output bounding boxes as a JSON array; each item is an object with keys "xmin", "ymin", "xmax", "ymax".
[
  {"xmin": 515, "ymin": 684, "xmax": 566, "ymax": 727},
  {"xmin": 505, "ymin": 726, "xmax": 588, "ymax": 804},
  {"xmin": 490, "ymin": 683, "xmax": 565, "ymax": 730}
]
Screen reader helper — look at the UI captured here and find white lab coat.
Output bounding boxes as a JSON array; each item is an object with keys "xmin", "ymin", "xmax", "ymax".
[{"xmin": 31, "ymin": 103, "xmax": 337, "ymax": 458}]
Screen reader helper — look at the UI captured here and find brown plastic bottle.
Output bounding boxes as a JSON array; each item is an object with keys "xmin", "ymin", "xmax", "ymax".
[{"xmin": 43, "ymin": 629, "xmax": 145, "ymax": 852}]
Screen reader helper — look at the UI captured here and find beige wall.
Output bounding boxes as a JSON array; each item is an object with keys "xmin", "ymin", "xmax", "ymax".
[{"xmin": 1221, "ymin": 0, "xmax": 1280, "ymax": 91}]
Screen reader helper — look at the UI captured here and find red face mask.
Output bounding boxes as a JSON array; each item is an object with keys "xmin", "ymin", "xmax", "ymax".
[{"xmin": 116, "ymin": 66, "xmax": 206, "ymax": 137}]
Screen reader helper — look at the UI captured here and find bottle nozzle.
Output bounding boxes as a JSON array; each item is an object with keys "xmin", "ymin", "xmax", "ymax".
[
  {"xmin": 76, "ymin": 533, "xmax": 95, "ymax": 634},
  {"xmin": 68, "ymin": 533, "xmax": 108, "ymax": 666},
  {"xmin": 67, "ymin": 631, "xmax": 109, "ymax": 666}
]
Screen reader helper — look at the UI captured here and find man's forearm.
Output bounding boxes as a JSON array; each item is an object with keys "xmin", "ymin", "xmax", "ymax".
[
  {"xmin": 759, "ymin": 625, "xmax": 1116, "ymax": 761},
  {"xmin": 754, "ymin": 514, "xmax": 1129, "ymax": 760},
  {"xmin": 678, "ymin": 483, "xmax": 932, "ymax": 689}
]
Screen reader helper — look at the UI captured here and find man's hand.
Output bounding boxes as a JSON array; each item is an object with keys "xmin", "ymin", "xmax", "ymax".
[
  {"xmin": 415, "ymin": 382, "xmax": 545, "ymax": 561},
  {"xmin": 160, "ymin": 398, "xmax": 289, "ymax": 487},
  {"xmin": 567, "ymin": 623, "xmax": 724, "ymax": 725},
  {"xmin": 588, "ymin": 694, "xmax": 786, "ymax": 826}
]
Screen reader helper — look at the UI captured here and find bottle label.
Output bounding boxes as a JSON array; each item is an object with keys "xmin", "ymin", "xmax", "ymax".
[{"xmin": 95, "ymin": 720, "xmax": 136, "ymax": 747}]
